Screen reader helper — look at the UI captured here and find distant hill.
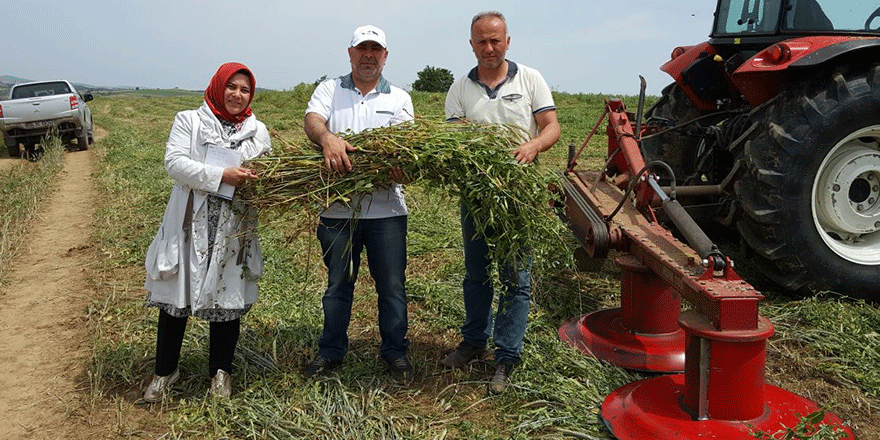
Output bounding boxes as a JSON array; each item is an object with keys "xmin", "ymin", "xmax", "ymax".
[
  {"xmin": 0, "ymin": 75, "xmax": 128, "ymax": 93},
  {"xmin": 0, "ymin": 74, "xmax": 279, "ymax": 101},
  {"xmin": 0, "ymin": 74, "xmax": 109, "ymax": 99},
  {"xmin": 0, "ymin": 74, "xmax": 208, "ymax": 100},
  {"xmin": 0, "ymin": 75, "xmax": 33, "ymax": 85},
  {"xmin": 0, "ymin": 75, "xmax": 32, "ymax": 98}
]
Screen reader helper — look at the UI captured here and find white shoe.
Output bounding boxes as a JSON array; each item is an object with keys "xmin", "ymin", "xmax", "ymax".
[
  {"xmin": 143, "ymin": 368, "xmax": 180, "ymax": 402},
  {"xmin": 210, "ymin": 369, "xmax": 231, "ymax": 398}
]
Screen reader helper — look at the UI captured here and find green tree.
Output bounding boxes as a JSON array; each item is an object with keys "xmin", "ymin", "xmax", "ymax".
[{"xmin": 412, "ymin": 66, "xmax": 454, "ymax": 92}]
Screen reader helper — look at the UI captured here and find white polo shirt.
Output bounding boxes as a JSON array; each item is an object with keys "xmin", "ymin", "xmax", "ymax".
[
  {"xmin": 445, "ymin": 61, "xmax": 556, "ymax": 143},
  {"xmin": 306, "ymin": 74, "xmax": 414, "ymax": 219}
]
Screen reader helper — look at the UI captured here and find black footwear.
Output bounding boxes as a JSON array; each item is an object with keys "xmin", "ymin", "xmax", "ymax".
[
  {"xmin": 439, "ymin": 341, "xmax": 486, "ymax": 369},
  {"xmin": 387, "ymin": 355, "xmax": 414, "ymax": 384},
  {"xmin": 488, "ymin": 360, "xmax": 516, "ymax": 394},
  {"xmin": 303, "ymin": 355, "xmax": 342, "ymax": 377}
]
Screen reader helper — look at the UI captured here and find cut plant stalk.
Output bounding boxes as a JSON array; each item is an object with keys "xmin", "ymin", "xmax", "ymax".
[{"xmin": 238, "ymin": 118, "xmax": 565, "ymax": 266}]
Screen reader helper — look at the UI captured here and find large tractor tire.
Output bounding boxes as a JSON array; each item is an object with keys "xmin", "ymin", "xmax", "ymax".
[
  {"xmin": 642, "ymin": 83, "xmax": 742, "ymax": 225},
  {"xmin": 641, "ymin": 83, "xmax": 725, "ymax": 184},
  {"xmin": 736, "ymin": 66, "xmax": 880, "ymax": 298}
]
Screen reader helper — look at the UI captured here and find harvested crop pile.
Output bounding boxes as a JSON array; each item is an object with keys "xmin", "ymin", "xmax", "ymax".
[{"xmin": 238, "ymin": 118, "xmax": 563, "ymax": 264}]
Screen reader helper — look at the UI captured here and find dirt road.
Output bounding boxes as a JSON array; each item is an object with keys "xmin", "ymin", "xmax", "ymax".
[
  {"xmin": 0, "ymin": 144, "xmax": 107, "ymax": 439},
  {"xmin": 0, "ymin": 157, "xmax": 16, "ymax": 173}
]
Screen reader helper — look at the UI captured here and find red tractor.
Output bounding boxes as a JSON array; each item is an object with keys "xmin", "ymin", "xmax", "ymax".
[{"xmin": 641, "ymin": 0, "xmax": 880, "ymax": 298}]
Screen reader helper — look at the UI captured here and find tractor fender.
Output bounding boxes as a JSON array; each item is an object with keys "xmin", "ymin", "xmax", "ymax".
[
  {"xmin": 789, "ymin": 37, "xmax": 880, "ymax": 68},
  {"xmin": 659, "ymin": 42, "xmax": 721, "ymax": 112},
  {"xmin": 732, "ymin": 36, "xmax": 880, "ymax": 105}
]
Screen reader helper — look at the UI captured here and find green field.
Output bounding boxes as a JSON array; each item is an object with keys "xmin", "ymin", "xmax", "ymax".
[{"xmin": 83, "ymin": 87, "xmax": 880, "ymax": 439}]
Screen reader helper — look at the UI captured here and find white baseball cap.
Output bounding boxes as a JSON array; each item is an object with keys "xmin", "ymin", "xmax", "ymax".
[{"xmin": 350, "ymin": 25, "xmax": 387, "ymax": 49}]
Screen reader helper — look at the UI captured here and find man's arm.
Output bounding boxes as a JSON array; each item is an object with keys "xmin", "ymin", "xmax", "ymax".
[
  {"xmin": 304, "ymin": 112, "xmax": 356, "ymax": 172},
  {"xmin": 512, "ymin": 109, "xmax": 560, "ymax": 164}
]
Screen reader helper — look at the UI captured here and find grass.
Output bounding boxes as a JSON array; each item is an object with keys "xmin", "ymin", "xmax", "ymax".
[
  {"xmin": 80, "ymin": 86, "xmax": 880, "ymax": 439},
  {"xmin": 0, "ymin": 135, "xmax": 65, "ymax": 283}
]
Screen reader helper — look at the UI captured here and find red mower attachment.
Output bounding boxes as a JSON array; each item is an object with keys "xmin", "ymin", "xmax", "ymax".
[{"xmin": 557, "ymin": 98, "xmax": 855, "ymax": 439}]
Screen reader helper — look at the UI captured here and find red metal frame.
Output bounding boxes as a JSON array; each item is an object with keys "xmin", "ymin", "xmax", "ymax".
[
  {"xmin": 658, "ymin": 41, "xmax": 719, "ymax": 111},
  {"xmin": 559, "ymin": 255, "xmax": 685, "ymax": 372},
  {"xmin": 559, "ymin": 99, "xmax": 855, "ymax": 439},
  {"xmin": 659, "ymin": 36, "xmax": 880, "ymax": 109},
  {"xmin": 730, "ymin": 36, "xmax": 880, "ymax": 105}
]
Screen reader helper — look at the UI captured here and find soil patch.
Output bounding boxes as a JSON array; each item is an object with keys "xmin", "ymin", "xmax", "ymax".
[{"xmin": 0, "ymin": 129, "xmax": 121, "ymax": 440}]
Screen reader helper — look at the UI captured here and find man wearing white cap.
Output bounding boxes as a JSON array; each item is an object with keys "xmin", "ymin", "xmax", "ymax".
[{"xmin": 303, "ymin": 25, "xmax": 415, "ymax": 384}]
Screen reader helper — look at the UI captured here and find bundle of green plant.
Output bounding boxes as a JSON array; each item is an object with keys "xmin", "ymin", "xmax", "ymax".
[{"xmin": 239, "ymin": 118, "xmax": 566, "ymax": 266}]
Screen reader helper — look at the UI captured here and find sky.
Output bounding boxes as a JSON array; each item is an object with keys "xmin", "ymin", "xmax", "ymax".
[{"xmin": 1, "ymin": 0, "xmax": 717, "ymax": 97}]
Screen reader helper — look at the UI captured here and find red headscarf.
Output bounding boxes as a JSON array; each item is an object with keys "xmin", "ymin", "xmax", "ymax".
[{"xmin": 204, "ymin": 62, "xmax": 256, "ymax": 124}]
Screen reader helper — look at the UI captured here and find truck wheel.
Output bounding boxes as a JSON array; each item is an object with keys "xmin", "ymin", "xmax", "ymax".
[
  {"xmin": 736, "ymin": 66, "xmax": 880, "ymax": 298},
  {"xmin": 77, "ymin": 131, "xmax": 89, "ymax": 151},
  {"xmin": 86, "ymin": 116, "xmax": 94, "ymax": 145},
  {"xmin": 6, "ymin": 143, "xmax": 21, "ymax": 158}
]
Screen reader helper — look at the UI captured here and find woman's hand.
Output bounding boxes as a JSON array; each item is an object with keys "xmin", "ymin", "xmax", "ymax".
[{"xmin": 221, "ymin": 166, "xmax": 258, "ymax": 186}]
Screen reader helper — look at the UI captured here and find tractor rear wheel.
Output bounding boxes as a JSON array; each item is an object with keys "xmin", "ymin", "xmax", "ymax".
[
  {"xmin": 736, "ymin": 66, "xmax": 880, "ymax": 298},
  {"xmin": 641, "ymin": 83, "xmax": 724, "ymax": 184}
]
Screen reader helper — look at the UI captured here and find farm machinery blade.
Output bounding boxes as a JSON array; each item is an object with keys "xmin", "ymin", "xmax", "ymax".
[{"xmin": 556, "ymin": 97, "xmax": 855, "ymax": 439}]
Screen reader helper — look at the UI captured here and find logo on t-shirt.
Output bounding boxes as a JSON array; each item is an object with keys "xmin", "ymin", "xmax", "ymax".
[{"xmin": 501, "ymin": 93, "xmax": 522, "ymax": 102}]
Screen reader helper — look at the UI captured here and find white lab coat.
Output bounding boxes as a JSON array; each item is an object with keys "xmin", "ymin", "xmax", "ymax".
[{"xmin": 144, "ymin": 102, "xmax": 271, "ymax": 313}]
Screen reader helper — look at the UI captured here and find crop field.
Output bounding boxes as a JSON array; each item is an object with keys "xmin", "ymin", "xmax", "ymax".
[{"xmin": 78, "ymin": 86, "xmax": 879, "ymax": 439}]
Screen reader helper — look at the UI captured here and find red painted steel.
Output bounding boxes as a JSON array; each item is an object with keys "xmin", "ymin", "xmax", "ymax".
[
  {"xmin": 619, "ymin": 255, "xmax": 680, "ymax": 334},
  {"xmin": 731, "ymin": 36, "xmax": 880, "ymax": 105},
  {"xmin": 601, "ymin": 374, "xmax": 855, "ymax": 439},
  {"xmin": 560, "ymin": 99, "xmax": 854, "ymax": 438},
  {"xmin": 658, "ymin": 41, "xmax": 719, "ymax": 111},
  {"xmin": 558, "ymin": 256, "xmax": 685, "ymax": 372}
]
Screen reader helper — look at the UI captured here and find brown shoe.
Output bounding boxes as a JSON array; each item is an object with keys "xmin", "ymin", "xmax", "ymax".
[
  {"xmin": 488, "ymin": 360, "xmax": 515, "ymax": 394},
  {"xmin": 303, "ymin": 355, "xmax": 343, "ymax": 377},
  {"xmin": 388, "ymin": 355, "xmax": 414, "ymax": 384},
  {"xmin": 439, "ymin": 342, "xmax": 485, "ymax": 369}
]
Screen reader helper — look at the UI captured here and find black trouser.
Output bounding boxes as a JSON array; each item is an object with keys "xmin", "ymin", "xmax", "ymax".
[{"xmin": 154, "ymin": 309, "xmax": 240, "ymax": 377}]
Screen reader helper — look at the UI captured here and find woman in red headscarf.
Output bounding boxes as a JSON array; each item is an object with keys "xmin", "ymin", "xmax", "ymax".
[{"xmin": 142, "ymin": 62, "xmax": 271, "ymax": 402}]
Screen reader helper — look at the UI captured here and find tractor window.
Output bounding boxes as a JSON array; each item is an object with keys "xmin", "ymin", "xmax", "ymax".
[
  {"xmin": 715, "ymin": 0, "xmax": 783, "ymax": 35},
  {"xmin": 784, "ymin": 0, "xmax": 880, "ymax": 32}
]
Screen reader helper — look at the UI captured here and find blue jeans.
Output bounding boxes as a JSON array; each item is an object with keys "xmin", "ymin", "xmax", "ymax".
[
  {"xmin": 316, "ymin": 215, "xmax": 408, "ymax": 362},
  {"xmin": 460, "ymin": 203, "xmax": 531, "ymax": 364}
]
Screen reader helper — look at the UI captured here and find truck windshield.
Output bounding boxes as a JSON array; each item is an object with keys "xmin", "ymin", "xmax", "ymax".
[
  {"xmin": 715, "ymin": 0, "xmax": 880, "ymax": 35},
  {"xmin": 11, "ymin": 81, "xmax": 72, "ymax": 99}
]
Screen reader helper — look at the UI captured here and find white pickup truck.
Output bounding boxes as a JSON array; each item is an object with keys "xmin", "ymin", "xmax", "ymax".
[{"xmin": 0, "ymin": 80, "xmax": 94, "ymax": 159}]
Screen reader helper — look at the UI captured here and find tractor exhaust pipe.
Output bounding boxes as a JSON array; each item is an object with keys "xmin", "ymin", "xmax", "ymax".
[{"xmin": 635, "ymin": 76, "xmax": 646, "ymax": 140}]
